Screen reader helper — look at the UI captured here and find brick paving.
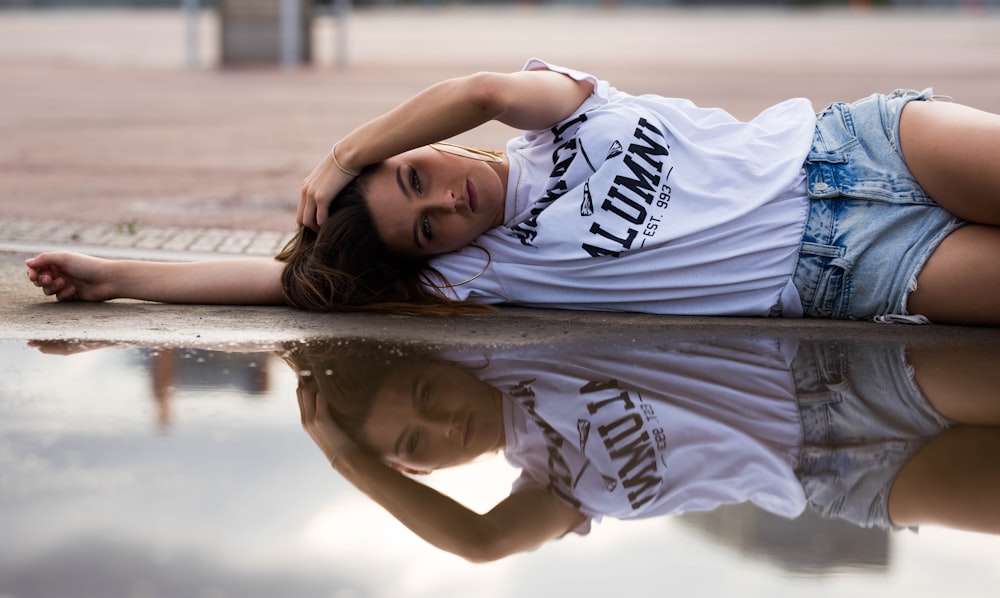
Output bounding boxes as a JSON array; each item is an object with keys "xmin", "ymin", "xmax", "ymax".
[
  {"xmin": 1, "ymin": 6, "xmax": 998, "ymax": 261},
  {"xmin": 0, "ymin": 218, "xmax": 294, "ymax": 261}
]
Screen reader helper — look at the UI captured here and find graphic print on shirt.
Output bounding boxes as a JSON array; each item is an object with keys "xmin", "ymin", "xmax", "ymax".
[
  {"xmin": 508, "ymin": 111, "xmax": 675, "ymax": 260},
  {"xmin": 580, "ymin": 141, "xmax": 625, "ymax": 217},
  {"xmin": 582, "ymin": 118, "xmax": 673, "ymax": 258},
  {"xmin": 509, "ymin": 113, "xmax": 595, "ymax": 247},
  {"xmin": 510, "ymin": 376, "xmax": 669, "ymax": 512},
  {"xmin": 509, "ymin": 378, "xmax": 586, "ymax": 510}
]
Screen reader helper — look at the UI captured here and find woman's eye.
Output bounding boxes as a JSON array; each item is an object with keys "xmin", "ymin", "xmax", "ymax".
[
  {"xmin": 407, "ymin": 431, "xmax": 420, "ymax": 455},
  {"xmin": 421, "ymin": 215, "xmax": 433, "ymax": 241},
  {"xmin": 418, "ymin": 385, "xmax": 431, "ymax": 411},
  {"xmin": 410, "ymin": 168, "xmax": 422, "ymax": 193}
]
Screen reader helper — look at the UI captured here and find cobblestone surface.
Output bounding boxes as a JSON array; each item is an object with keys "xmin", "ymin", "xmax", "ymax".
[{"xmin": 0, "ymin": 218, "xmax": 295, "ymax": 261}]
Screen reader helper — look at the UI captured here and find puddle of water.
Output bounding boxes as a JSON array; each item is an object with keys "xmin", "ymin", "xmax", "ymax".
[{"xmin": 1, "ymin": 335, "xmax": 998, "ymax": 598}]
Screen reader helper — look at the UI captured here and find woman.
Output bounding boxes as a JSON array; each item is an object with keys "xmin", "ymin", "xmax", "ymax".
[
  {"xmin": 27, "ymin": 59, "xmax": 1000, "ymax": 324},
  {"xmin": 286, "ymin": 336, "xmax": 1000, "ymax": 562}
]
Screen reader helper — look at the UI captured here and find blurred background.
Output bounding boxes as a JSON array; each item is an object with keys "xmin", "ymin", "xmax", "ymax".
[{"xmin": 2, "ymin": 0, "xmax": 998, "ymax": 234}]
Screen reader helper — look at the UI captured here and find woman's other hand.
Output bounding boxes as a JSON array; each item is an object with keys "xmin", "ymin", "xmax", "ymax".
[
  {"xmin": 298, "ymin": 147, "xmax": 359, "ymax": 231},
  {"xmin": 297, "ymin": 381, "xmax": 356, "ymax": 467},
  {"xmin": 25, "ymin": 252, "xmax": 117, "ymax": 302}
]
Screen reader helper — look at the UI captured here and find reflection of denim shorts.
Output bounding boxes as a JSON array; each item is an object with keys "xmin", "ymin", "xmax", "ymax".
[
  {"xmin": 791, "ymin": 341, "xmax": 952, "ymax": 529},
  {"xmin": 793, "ymin": 89, "xmax": 966, "ymax": 322}
]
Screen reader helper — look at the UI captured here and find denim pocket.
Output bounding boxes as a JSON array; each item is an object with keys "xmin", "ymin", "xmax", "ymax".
[
  {"xmin": 808, "ymin": 93, "xmax": 934, "ymax": 205},
  {"xmin": 805, "ymin": 102, "xmax": 859, "ymax": 200},
  {"xmin": 795, "ymin": 242, "xmax": 853, "ymax": 319}
]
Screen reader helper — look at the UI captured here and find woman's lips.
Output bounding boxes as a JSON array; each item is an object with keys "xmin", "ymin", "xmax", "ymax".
[
  {"xmin": 467, "ymin": 180, "xmax": 478, "ymax": 212},
  {"xmin": 463, "ymin": 413, "xmax": 474, "ymax": 448}
]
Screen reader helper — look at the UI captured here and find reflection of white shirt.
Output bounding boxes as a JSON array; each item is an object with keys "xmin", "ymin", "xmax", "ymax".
[
  {"xmin": 476, "ymin": 337, "xmax": 805, "ymax": 534},
  {"xmin": 432, "ymin": 59, "xmax": 816, "ymax": 317}
]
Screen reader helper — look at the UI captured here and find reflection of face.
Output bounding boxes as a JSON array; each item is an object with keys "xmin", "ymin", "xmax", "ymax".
[
  {"xmin": 365, "ymin": 146, "xmax": 507, "ymax": 257},
  {"xmin": 360, "ymin": 360, "xmax": 505, "ymax": 473}
]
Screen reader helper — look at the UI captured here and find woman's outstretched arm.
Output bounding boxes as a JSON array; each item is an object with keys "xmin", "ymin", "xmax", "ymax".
[
  {"xmin": 299, "ymin": 68, "xmax": 594, "ymax": 230},
  {"xmin": 26, "ymin": 252, "xmax": 286, "ymax": 305},
  {"xmin": 298, "ymin": 383, "xmax": 587, "ymax": 562}
]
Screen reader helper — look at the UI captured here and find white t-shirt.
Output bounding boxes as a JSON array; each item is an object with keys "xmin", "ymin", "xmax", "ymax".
[
  {"xmin": 472, "ymin": 337, "xmax": 806, "ymax": 534},
  {"xmin": 431, "ymin": 59, "xmax": 817, "ymax": 317}
]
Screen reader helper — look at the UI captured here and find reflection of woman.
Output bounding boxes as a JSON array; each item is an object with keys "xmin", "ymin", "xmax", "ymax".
[
  {"xmin": 285, "ymin": 337, "xmax": 1000, "ymax": 561},
  {"xmin": 27, "ymin": 59, "xmax": 1000, "ymax": 324}
]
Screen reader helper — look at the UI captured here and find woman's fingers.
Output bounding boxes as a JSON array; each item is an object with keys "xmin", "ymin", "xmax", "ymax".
[
  {"xmin": 296, "ymin": 186, "xmax": 307, "ymax": 228},
  {"xmin": 297, "ymin": 384, "xmax": 316, "ymax": 425},
  {"xmin": 313, "ymin": 195, "xmax": 330, "ymax": 229},
  {"xmin": 33, "ymin": 272, "xmax": 62, "ymax": 296},
  {"xmin": 55, "ymin": 282, "xmax": 78, "ymax": 302},
  {"xmin": 44, "ymin": 277, "xmax": 64, "ymax": 296},
  {"xmin": 298, "ymin": 182, "xmax": 319, "ymax": 231},
  {"xmin": 298, "ymin": 153, "xmax": 358, "ymax": 232}
]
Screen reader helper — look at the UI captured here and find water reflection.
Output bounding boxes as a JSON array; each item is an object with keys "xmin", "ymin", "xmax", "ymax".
[
  {"xmin": 284, "ymin": 335, "xmax": 999, "ymax": 562},
  {"xmin": 1, "ymin": 333, "xmax": 998, "ymax": 597}
]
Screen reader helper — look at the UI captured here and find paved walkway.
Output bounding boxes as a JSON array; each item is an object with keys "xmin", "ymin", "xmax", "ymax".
[
  {"xmin": 2, "ymin": 6, "xmax": 998, "ymax": 262},
  {"xmin": 0, "ymin": 218, "xmax": 294, "ymax": 261}
]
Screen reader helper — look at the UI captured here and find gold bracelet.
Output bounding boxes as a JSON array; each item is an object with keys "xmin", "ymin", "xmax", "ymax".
[{"xmin": 330, "ymin": 143, "xmax": 360, "ymax": 177}]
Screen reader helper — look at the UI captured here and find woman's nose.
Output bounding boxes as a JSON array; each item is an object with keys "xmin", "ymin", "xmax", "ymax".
[
  {"xmin": 427, "ymin": 189, "xmax": 459, "ymax": 212},
  {"xmin": 426, "ymin": 411, "xmax": 458, "ymax": 438}
]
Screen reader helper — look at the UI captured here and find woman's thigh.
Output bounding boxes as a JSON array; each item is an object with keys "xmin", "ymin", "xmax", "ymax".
[
  {"xmin": 908, "ymin": 223, "xmax": 1000, "ymax": 326},
  {"xmin": 899, "ymin": 100, "xmax": 1000, "ymax": 225}
]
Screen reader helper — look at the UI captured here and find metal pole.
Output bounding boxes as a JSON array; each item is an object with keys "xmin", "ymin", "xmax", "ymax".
[
  {"xmin": 280, "ymin": 0, "xmax": 301, "ymax": 68},
  {"xmin": 333, "ymin": 0, "xmax": 349, "ymax": 69},
  {"xmin": 182, "ymin": 0, "xmax": 199, "ymax": 70}
]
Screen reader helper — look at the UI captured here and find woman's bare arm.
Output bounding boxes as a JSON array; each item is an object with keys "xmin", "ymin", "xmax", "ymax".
[
  {"xmin": 334, "ymin": 444, "xmax": 586, "ymax": 562},
  {"xmin": 300, "ymin": 68, "xmax": 594, "ymax": 229},
  {"xmin": 26, "ymin": 252, "xmax": 286, "ymax": 305},
  {"xmin": 336, "ymin": 69, "xmax": 594, "ymax": 168},
  {"xmin": 298, "ymin": 383, "xmax": 587, "ymax": 562}
]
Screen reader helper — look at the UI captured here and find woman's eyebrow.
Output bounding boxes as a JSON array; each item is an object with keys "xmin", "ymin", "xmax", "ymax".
[
  {"xmin": 395, "ymin": 166, "xmax": 412, "ymax": 199},
  {"xmin": 393, "ymin": 375, "xmax": 421, "ymax": 457},
  {"xmin": 395, "ymin": 165, "xmax": 424, "ymax": 249},
  {"xmin": 393, "ymin": 427, "xmax": 408, "ymax": 458}
]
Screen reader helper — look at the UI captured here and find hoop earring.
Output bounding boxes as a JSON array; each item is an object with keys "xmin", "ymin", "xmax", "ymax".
[
  {"xmin": 429, "ymin": 243, "xmax": 492, "ymax": 288},
  {"xmin": 430, "ymin": 142, "xmax": 504, "ymax": 164}
]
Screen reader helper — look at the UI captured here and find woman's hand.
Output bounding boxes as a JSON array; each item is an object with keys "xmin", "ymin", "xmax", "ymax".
[
  {"xmin": 297, "ymin": 381, "xmax": 357, "ymax": 467},
  {"xmin": 298, "ymin": 149, "xmax": 358, "ymax": 231},
  {"xmin": 295, "ymin": 68, "xmax": 593, "ymax": 232},
  {"xmin": 28, "ymin": 339, "xmax": 119, "ymax": 355},
  {"xmin": 25, "ymin": 252, "xmax": 118, "ymax": 302}
]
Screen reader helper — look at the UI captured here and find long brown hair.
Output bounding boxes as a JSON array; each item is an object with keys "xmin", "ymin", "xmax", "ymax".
[
  {"xmin": 280, "ymin": 339, "xmax": 444, "ymax": 448},
  {"xmin": 275, "ymin": 168, "xmax": 491, "ymax": 316},
  {"xmin": 281, "ymin": 339, "xmax": 495, "ymax": 469}
]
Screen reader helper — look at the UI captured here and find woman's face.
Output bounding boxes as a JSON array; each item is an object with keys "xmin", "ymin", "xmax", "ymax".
[
  {"xmin": 364, "ymin": 146, "xmax": 508, "ymax": 257},
  {"xmin": 360, "ymin": 360, "xmax": 505, "ymax": 473}
]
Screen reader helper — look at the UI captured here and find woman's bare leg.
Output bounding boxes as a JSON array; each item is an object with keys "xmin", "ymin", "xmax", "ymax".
[
  {"xmin": 898, "ymin": 101, "xmax": 1000, "ymax": 325},
  {"xmin": 899, "ymin": 100, "xmax": 1000, "ymax": 224},
  {"xmin": 907, "ymin": 341, "xmax": 1000, "ymax": 425},
  {"xmin": 907, "ymin": 224, "xmax": 1000, "ymax": 325},
  {"xmin": 887, "ymin": 426, "xmax": 1000, "ymax": 533}
]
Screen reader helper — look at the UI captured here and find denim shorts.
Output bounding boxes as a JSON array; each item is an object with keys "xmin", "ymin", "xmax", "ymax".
[
  {"xmin": 792, "ymin": 89, "xmax": 966, "ymax": 322},
  {"xmin": 791, "ymin": 340, "xmax": 952, "ymax": 529}
]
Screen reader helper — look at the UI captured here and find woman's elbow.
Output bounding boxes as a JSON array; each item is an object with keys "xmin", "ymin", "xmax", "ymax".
[
  {"xmin": 457, "ymin": 541, "xmax": 518, "ymax": 564},
  {"xmin": 453, "ymin": 529, "xmax": 538, "ymax": 563},
  {"xmin": 460, "ymin": 71, "xmax": 513, "ymax": 119}
]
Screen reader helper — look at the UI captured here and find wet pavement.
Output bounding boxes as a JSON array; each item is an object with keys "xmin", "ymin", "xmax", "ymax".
[{"xmin": 2, "ymin": 330, "xmax": 1000, "ymax": 598}]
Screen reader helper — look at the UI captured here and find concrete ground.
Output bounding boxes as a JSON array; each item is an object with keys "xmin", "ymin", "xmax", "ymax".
[{"xmin": 2, "ymin": 5, "xmax": 999, "ymax": 345}]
